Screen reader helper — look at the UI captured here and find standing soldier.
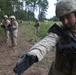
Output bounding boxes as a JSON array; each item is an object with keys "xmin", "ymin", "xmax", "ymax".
[
  {"xmin": 1, "ymin": 15, "xmax": 10, "ymax": 42},
  {"xmin": 28, "ymin": 20, "xmax": 31, "ymax": 26},
  {"xmin": 8, "ymin": 15, "xmax": 18, "ymax": 49},
  {"xmin": 14, "ymin": 0, "xmax": 76, "ymax": 75},
  {"xmin": 34, "ymin": 20, "xmax": 40, "ymax": 35},
  {"xmin": 20, "ymin": 19, "xmax": 23, "ymax": 26}
]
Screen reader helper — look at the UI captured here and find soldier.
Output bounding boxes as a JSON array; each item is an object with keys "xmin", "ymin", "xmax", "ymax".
[
  {"xmin": 8, "ymin": 15, "xmax": 18, "ymax": 49},
  {"xmin": 34, "ymin": 20, "xmax": 40, "ymax": 35},
  {"xmin": 1, "ymin": 15, "xmax": 10, "ymax": 42},
  {"xmin": 20, "ymin": 19, "xmax": 23, "ymax": 26},
  {"xmin": 14, "ymin": 0, "xmax": 76, "ymax": 75},
  {"xmin": 28, "ymin": 20, "xmax": 31, "ymax": 26}
]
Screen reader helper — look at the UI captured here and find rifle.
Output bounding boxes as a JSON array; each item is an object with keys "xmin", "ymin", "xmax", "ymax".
[
  {"xmin": 48, "ymin": 23, "xmax": 76, "ymax": 42},
  {"xmin": 48, "ymin": 23, "xmax": 76, "ymax": 75},
  {"xmin": 48, "ymin": 23, "xmax": 76, "ymax": 55}
]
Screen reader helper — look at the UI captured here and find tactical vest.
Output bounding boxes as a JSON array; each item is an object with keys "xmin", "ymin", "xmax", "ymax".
[
  {"xmin": 48, "ymin": 23, "xmax": 76, "ymax": 75},
  {"xmin": 55, "ymin": 32, "xmax": 76, "ymax": 75}
]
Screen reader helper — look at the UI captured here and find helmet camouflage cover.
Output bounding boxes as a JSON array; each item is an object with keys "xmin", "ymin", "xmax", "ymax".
[
  {"xmin": 56, "ymin": 0, "xmax": 76, "ymax": 17},
  {"xmin": 4, "ymin": 15, "xmax": 8, "ymax": 18},
  {"xmin": 10, "ymin": 15, "xmax": 16, "ymax": 20}
]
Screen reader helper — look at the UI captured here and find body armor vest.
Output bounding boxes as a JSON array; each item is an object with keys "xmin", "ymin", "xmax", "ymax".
[
  {"xmin": 48, "ymin": 23, "xmax": 76, "ymax": 75},
  {"xmin": 55, "ymin": 35, "xmax": 76, "ymax": 75}
]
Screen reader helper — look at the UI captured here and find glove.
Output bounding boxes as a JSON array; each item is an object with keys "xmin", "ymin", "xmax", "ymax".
[
  {"xmin": 8, "ymin": 24, "xmax": 12, "ymax": 27},
  {"xmin": 13, "ymin": 53, "xmax": 38, "ymax": 75},
  {"xmin": 1, "ymin": 25, "xmax": 5, "ymax": 28}
]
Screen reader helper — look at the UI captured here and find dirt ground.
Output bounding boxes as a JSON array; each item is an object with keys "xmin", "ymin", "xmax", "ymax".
[{"xmin": 0, "ymin": 25, "xmax": 55, "ymax": 75}]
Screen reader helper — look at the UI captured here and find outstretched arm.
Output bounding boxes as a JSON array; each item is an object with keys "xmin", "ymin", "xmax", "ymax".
[{"xmin": 14, "ymin": 53, "xmax": 38, "ymax": 75}]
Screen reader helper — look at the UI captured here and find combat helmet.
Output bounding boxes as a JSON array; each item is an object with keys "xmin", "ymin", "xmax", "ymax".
[
  {"xmin": 10, "ymin": 15, "xmax": 16, "ymax": 20},
  {"xmin": 56, "ymin": 0, "xmax": 76, "ymax": 17},
  {"xmin": 4, "ymin": 15, "xmax": 8, "ymax": 18}
]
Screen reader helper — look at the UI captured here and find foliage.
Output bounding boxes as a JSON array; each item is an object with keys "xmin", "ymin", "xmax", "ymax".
[
  {"xmin": 50, "ymin": 16, "xmax": 60, "ymax": 21},
  {"xmin": 0, "ymin": 27, "xmax": 3, "ymax": 35},
  {"xmin": 37, "ymin": 0, "xmax": 49, "ymax": 20},
  {"xmin": 0, "ymin": 0, "xmax": 13, "ymax": 17},
  {"xmin": 14, "ymin": 10, "xmax": 35, "ymax": 21},
  {"xmin": 0, "ymin": 0, "xmax": 49, "ymax": 21}
]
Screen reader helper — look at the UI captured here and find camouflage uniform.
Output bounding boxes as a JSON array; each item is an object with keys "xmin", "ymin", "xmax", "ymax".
[
  {"xmin": 28, "ymin": 25, "xmax": 76, "ymax": 75},
  {"xmin": 1, "ymin": 15, "xmax": 10, "ymax": 42},
  {"xmin": 34, "ymin": 20, "xmax": 40, "ymax": 34},
  {"xmin": 9, "ymin": 16, "xmax": 18, "ymax": 47}
]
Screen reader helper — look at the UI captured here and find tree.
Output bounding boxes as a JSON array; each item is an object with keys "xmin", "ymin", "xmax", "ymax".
[
  {"xmin": 50, "ymin": 16, "xmax": 59, "ymax": 21},
  {"xmin": 0, "ymin": 0, "xmax": 49, "ymax": 21},
  {"xmin": 24, "ymin": 0, "xmax": 37, "ymax": 20},
  {"xmin": 5, "ymin": 0, "xmax": 13, "ymax": 16},
  {"xmin": 0, "ymin": 0, "xmax": 13, "ymax": 18},
  {"xmin": 37, "ymin": 0, "xmax": 48, "ymax": 20},
  {"xmin": 11, "ymin": 0, "xmax": 23, "ymax": 19}
]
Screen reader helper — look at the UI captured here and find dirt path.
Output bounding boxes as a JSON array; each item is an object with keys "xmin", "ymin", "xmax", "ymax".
[{"xmin": 0, "ymin": 25, "xmax": 55, "ymax": 75}]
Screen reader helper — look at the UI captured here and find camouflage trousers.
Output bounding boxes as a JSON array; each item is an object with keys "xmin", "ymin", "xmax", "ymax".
[
  {"xmin": 34, "ymin": 26, "xmax": 40, "ymax": 34},
  {"xmin": 4, "ymin": 29, "xmax": 9, "ymax": 42},
  {"xmin": 9, "ymin": 30, "xmax": 18, "ymax": 46}
]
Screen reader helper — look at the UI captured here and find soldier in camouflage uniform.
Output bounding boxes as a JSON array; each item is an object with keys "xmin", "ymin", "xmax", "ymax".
[
  {"xmin": 8, "ymin": 15, "xmax": 18, "ymax": 48},
  {"xmin": 14, "ymin": 0, "xmax": 76, "ymax": 75},
  {"xmin": 1, "ymin": 15, "xmax": 10, "ymax": 42},
  {"xmin": 34, "ymin": 20, "xmax": 40, "ymax": 35}
]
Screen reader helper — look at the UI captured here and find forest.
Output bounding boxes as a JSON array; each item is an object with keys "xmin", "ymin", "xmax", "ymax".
[
  {"xmin": 0, "ymin": 0, "xmax": 60, "ymax": 21},
  {"xmin": 0, "ymin": 0, "xmax": 49, "ymax": 21}
]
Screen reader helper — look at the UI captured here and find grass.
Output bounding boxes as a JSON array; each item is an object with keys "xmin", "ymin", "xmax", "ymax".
[
  {"xmin": 0, "ymin": 21, "xmax": 61, "ymax": 43},
  {"xmin": 23, "ymin": 21, "xmax": 61, "ymax": 39},
  {"xmin": 0, "ymin": 27, "xmax": 3, "ymax": 35},
  {"xmin": 18, "ymin": 21, "xmax": 61, "ymax": 46}
]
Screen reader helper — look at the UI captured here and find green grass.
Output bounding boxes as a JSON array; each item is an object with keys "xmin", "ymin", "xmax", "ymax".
[
  {"xmin": 39, "ymin": 21, "xmax": 61, "ymax": 38},
  {"xmin": 18, "ymin": 21, "xmax": 61, "ymax": 45},
  {"xmin": 23, "ymin": 21, "xmax": 61, "ymax": 38},
  {"xmin": 0, "ymin": 27, "xmax": 3, "ymax": 35}
]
